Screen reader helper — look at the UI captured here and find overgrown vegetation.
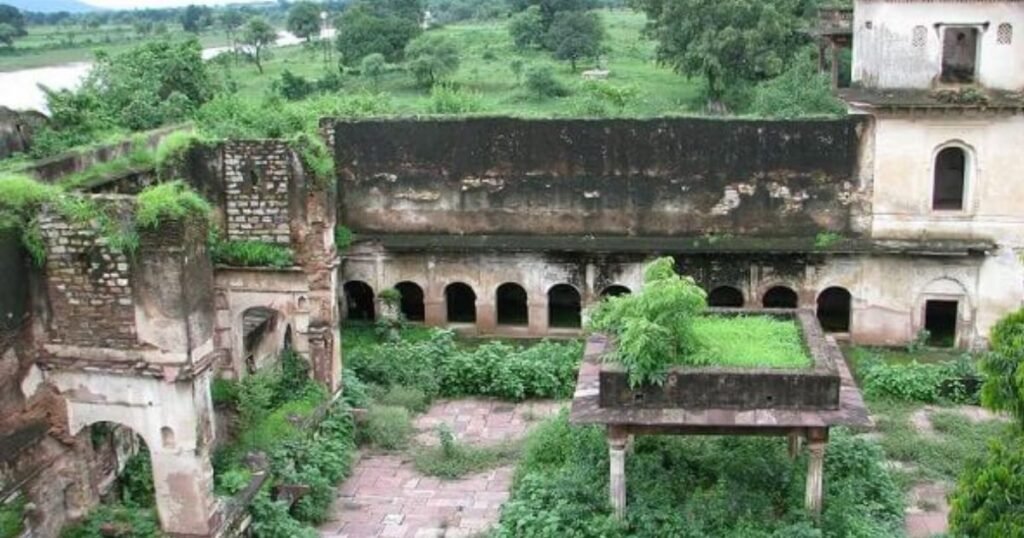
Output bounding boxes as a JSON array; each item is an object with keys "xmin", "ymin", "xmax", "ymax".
[
  {"xmin": 0, "ymin": 496, "xmax": 25, "ymax": 538},
  {"xmin": 359, "ymin": 405, "xmax": 415, "ymax": 450},
  {"xmin": 495, "ymin": 410, "xmax": 904, "ymax": 536},
  {"xmin": 61, "ymin": 446, "xmax": 162, "ymax": 538},
  {"xmin": 849, "ymin": 347, "xmax": 982, "ymax": 404},
  {"xmin": 209, "ymin": 238, "xmax": 295, "ymax": 268},
  {"xmin": 413, "ymin": 424, "xmax": 520, "ymax": 479},
  {"xmin": 688, "ymin": 315, "xmax": 810, "ymax": 369},
  {"xmin": 344, "ymin": 325, "xmax": 583, "ymax": 402}
]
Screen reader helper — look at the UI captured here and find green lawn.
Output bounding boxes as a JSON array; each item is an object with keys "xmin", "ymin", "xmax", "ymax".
[
  {"xmin": 214, "ymin": 9, "xmax": 703, "ymax": 117},
  {"xmin": 690, "ymin": 315, "xmax": 811, "ymax": 368},
  {"xmin": 0, "ymin": 24, "xmax": 230, "ymax": 71}
]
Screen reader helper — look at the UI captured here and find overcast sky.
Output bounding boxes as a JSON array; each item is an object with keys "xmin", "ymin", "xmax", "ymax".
[{"xmin": 85, "ymin": 0, "xmax": 268, "ymax": 8}]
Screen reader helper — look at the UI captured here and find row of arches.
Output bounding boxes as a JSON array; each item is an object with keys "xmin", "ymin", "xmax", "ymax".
[
  {"xmin": 343, "ymin": 281, "xmax": 632, "ymax": 329},
  {"xmin": 344, "ymin": 280, "xmax": 854, "ymax": 333}
]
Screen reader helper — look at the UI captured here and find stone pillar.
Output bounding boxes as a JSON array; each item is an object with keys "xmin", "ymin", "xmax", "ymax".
[
  {"xmin": 829, "ymin": 41, "xmax": 840, "ymax": 89},
  {"xmin": 804, "ymin": 428, "xmax": 828, "ymax": 516},
  {"xmin": 477, "ymin": 301, "xmax": 496, "ymax": 335},
  {"xmin": 151, "ymin": 450, "xmax": 218, "ymax": 536},
  {"xmin": 528, "ymin": 301, "xmax": 547, "ymax": 336},
  {"xmin": 608, "ymin": 427, "xmax": 628, "ymax": 520},
  {"xmin": 424, "ymin": 299, "xmax": 446, "ymax": 327},
  {"xmin": 788, "ymin": 430, "xmax": 803, "ymax": 460}
]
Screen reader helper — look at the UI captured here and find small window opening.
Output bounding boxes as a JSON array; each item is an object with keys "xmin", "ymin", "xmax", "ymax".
[
  {"xmin": 496, "ymin": 283, "xmax": 528, "ymax": 326},
  {"xmin": 912, "ymin": 26, "xmax": 927, "ymax": 48},
  {"xmin": 817, "ymin": 287, "xmax": 852, "ymax": 333},
  {"xmin": 997, "ymin": 23, "xmax": 1013, "ymax": 45},
  {"xmin": 394, "ymin": 282, "xmax": 425, "ymax": 322},
  {"xmin": 708, "ymin": 286, "xmax": 745, "ymax": 307},
  {"xmin": 941, "ymin": 27, "xmax": 978, "ymax": 83},
  {"xmin": 933, "ymin": 147, "xmax": 966, "ymax": 211},
  {"xmin": 924, "ymin": 300, "xmax": 958, "ymax": 347},
  {"xmin": 548, "ymin": 284, "xmax": 582, "ymax": 329},
  {"xmin": 600, "ymin": 285, "xmax": 631, "ymax": 298},
  {"xmin": 445, "ymin": 283, "xmax": 476, "ymax": 323},
  {"xmin": 763, "ymin": 286, "xmax": 798, "ymax": 309}
]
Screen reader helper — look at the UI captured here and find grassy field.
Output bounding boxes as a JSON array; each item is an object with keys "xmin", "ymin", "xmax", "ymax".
[
  {"xmin": 213, "ymin": 9, "xmax": 704, "ymax": 117},
  {"xmin": 691, "ymin": 315, "xmax": 811, "ymax": 368},
  {"xmin": 0, "ymin": 24, "xmax": 230, "ymax": 71}
]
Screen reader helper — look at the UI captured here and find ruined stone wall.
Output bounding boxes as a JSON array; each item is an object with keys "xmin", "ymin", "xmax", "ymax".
[
  {"xmin": 223, "ymin": 140, "xmax": 293, "ymax": 245},
  {"xmin": 39, "ymin": 207, "xmax": 136, "ymax": 350},
  {"xmin": 330, "ymin": 117, "xmax": 869, "ymax": 237}
]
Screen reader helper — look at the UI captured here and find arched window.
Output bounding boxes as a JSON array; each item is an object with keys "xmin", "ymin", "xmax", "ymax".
[
  {"xmin": 394, "ymin": 281, "xmax": 425, "ymax": 322},
  {"xmin": 445, "ymin": 282, "xmax": 477, "ymax": 323},
  {"xmin": 496, "ymin": 283, "xmax": 528, "ymax": 326},
  {"xmin": 763, "ymin": 286, "xmax": 798, "ymax": 309},
  {"xmin": 707, "ymin": 286, "xmax": 745, "ymax": 307},
  {"xmin": 548, "ymin": 284, "xmax": 582, "ymax": 328},
  {"xmin": 933, "ymin": 147, "xmax": 966, "ymax": 210},
  {"xmin": 344, "ymin": 281, "xmax": 375, "ymax": 321},
  {"xmin": 817, "ymin": 287, "xmax": 852, "ymax": 332},
  {"xmin": 242, "ymin": 306, "xmax": 279, "ymax": 359},
  {"xmin": 600, "ymin": 285, "xmax": 631, "ymax": 298}
]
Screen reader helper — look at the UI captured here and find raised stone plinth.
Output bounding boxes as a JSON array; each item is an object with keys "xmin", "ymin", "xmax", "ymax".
[{"xmin": 598, "ymin": 311, "xmax": 840, "ymax": 411}]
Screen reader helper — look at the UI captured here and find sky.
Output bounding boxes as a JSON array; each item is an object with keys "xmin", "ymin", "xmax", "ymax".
[{"xmin": 84, "ymin": 0, "xmax": 267, "ymax": 8}]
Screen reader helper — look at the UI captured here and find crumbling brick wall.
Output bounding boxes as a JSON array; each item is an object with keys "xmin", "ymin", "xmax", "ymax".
[
  {"xmin": 39, "ymin": 207, "xmax": 137, "ymax": 350},
  {"xmin": 223, "ymin": 140, "xmax": 292, "ymax": 244}
]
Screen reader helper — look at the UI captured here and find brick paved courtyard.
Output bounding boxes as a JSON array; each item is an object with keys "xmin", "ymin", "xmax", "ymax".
[{"xmin": 319, "ymin": 399, "xmax": 564, "ymax": 538}]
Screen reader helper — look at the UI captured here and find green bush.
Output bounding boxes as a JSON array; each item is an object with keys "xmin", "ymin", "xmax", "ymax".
[
  {"xmin": 360, "ymin": 405, "xmax": 413, "ymax": 450},
  {"xmin": 856, "ymin": 352, "xmax": 982, "ymax": 404},
  {"xmin": 211, "ymin": 377, "xmax": 240, "ymax": 407},
  {"xmin": 524, "ymin": 65, "xmax": 570, "ymax": 99},
  {"xmin": 376, "ymin": 385, "xmax": 429, "ymax": 413},
  {"xmin": 495, "ymin": 412, "xmax": 903, "ymax": 537},
  {"xmin": 277, "ymin": 70, "xmax": 315, "ymax": 101},
  {"xmin": 949, "ymin": 435, "xmax": 1024, "ymax": 537},
  {"xmin": 750, "ymin": 56, "xmax": 846, "ymax": 119},
  {"xmin": 428, "ymin": 83, "xmax": 482, "ymax": 114},
  {"xmin": 134, "ymin": 180, "xmax": 211, "ymax": 229},
  {"xmin": 60, "ymin": 505, "xmax": 162, "ymax": 538},
  {"xmin": 341, "ymin": 368, "xmax": 371, "ymax": 408},
  {"xmin": 210, "ymin": 239, "xmax": 294, "ymax": 268},
  {"xmin": 413, "ymin": 424, "xmax": 519, "ymax": 479},
  {"xmin": 118, "ymin": 449, "xmax": 155, "ymax": 508},
  {"xmin": 154, "ymin": 131, "xmax": 207, "ymax": 179},
  {"xmin": 588, "ymin": 257, "xmax": 709, "ymax": 387},
  {"xmin": 982, "ymin": 307, "xmax": 1024, "ymax": 426},
  {"xmin": 0, "ymin": 496, "xmax": 25, "ymax": 538}
]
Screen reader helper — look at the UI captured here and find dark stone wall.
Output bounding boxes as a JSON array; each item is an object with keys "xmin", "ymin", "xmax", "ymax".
[
  {"xmin": 331, "ymin": 117, "xmax": 868, "ymax": 237},
  {"xmin": 0, "ymin": 231, "xmax": 27, "ymax": 332}
]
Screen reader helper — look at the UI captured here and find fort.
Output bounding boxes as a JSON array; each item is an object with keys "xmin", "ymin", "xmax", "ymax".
[{"xmin": 1, "ymin": 0, "xmax": 1023, "ymax": 536}]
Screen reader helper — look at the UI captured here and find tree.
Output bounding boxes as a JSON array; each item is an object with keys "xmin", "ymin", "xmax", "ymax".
[
  {"xmin": 524, "ymin": 65, "xmax": 569, "ymax": 98},
  {"xmin": 287, "ymin": 1, "xmax": 322, "ymax": 42},
  {"xmin": 544, "ymin": 10, "xmax": 604, "ymax": 71},
  {"xmin": 750, "ymin": 53, "xmax": 846, "ymax": 118},
  {"xmin": 220, "ymin": 9, "xmax": 244, "ymax": 47},
  {"xmin": 0, "ymin": 22, "xmax": 16, "ymax": 48},
  {"xmin": 334, "ymin": 3, "xmax": 420, "ymax": 64},
  {"xmin": 242, "ymin": 17, "xmax": 278, "ymax": 74},
  {"xmin": 508, "ymin": 6, "xmax": 544, "ymax": 49},
  {"xmin": 511, "ymin": 0, "xmax": 595, "ymax": 28},
  {"xmin": 0, "ymin": 4, "xmax": 26, "ymax": 38},
  {"xmin": 630, "ymin": 0, "xmax": 802, "ymax": 104},
  {"xmin": 360, "ymin": 53, "xmax": 386, "ymax": 89},
  {"xmin": 181, "ymin": 4, "xmax": 209, "ymax": 33},
  {"xmin": 980, "ymin": 308, "xmax": 1024, "ymax": 426},
  {"xmin": 405, "ymin": 34, "xmax": 460, "ymax": 87}
]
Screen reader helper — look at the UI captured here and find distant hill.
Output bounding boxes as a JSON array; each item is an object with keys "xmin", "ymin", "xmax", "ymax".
[{"xmin": 2, "ymin": 0, "xmax": 96, "ymax": 13}]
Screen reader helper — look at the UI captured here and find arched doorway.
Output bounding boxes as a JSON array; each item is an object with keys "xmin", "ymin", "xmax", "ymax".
[
  {"xmin": 496, "ymin": 283, "xmax": 528, "ymax": 326},
  {"xmin": 394, "ymin": 281, "xmax": 425, "ymax": 322},
  {"xmin": 241, "ymin": 306, "xmax": 281, "ymax": 373},
  {"xmin": 707, "ymin": 286, "xmax": 744, "ymax": 307},
  {"xmin": 343, "ymin": 281, "xmax": 375, "ymax": 321},
  {"xmin": 933, "ymin": 146, "xmax": 966, "ymax": 210},
  {"xmin": 763, "ymin": 286, "xmax": 798, "ymax": 309},
  {"xmin": 600, "ymin": 285, "xmax": 631, "ymax": 298},
  {"xmin": 548, "ymin": 284, "xmax": 582, "ymax": 328},
  {"xmin": 817, "ymin": 287, "xmax": 852, "ymax": 332},
  {"xmin": 445, "ymin": 282, "xmax": 476, "ymax": 323}
]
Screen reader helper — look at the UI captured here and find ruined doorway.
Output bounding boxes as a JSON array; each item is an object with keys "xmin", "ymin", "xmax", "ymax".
[
  {"xmin": 496, "ymin": 283, "xmax": 528, "ymax": 326},
  {"xmin": 924, "ymin": 300, "xmax": 958, "ymax": 347},
  {"xmin": 343, "ymin": 281, "xmax": 375, "ymax": 321},
  {"xmin": 395, "ymin": 281, "xmax": 425, "ymax": 322},
  {"xmin": 548, "ymin": 284, "xmax": 582, "ymax": 328},
  {"xmin": 600, "ymin": 285, "xmax": 631, "ymax": 298},
  {"xmin": 933, "ymin": 147, "xmax": 966, "ymax": 211},
  {"xmin": 763, "ymin": 286, "xmax": 798, "ymax": 309},
  {"xmin": 445, "ymin": 282, "xmax": 477, "ymax": 323},
  {"xmin": 242, "ymin": 306, "xmax": 280, "ymax": 372},
  {"xmin": 941, "ymin": 27, "xmax": 978, "ymax": 83},
  {"xmin": 708, "ymin": 286, "xmax": 745, "ymax": 307},
  {"xmin": 817, "ymin": 287, "xmax": 852, "ymax": 332}
]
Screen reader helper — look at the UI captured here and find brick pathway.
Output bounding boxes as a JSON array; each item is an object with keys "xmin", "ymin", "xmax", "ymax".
[{"xmin": 319, "ymin": 399, "xmax": 563, "ymax": 538}]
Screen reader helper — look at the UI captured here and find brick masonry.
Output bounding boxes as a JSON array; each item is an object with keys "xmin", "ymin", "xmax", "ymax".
[
  {"xmin": 223, "ymin": 140, "xmax": 293, "ymax": 245},
  {"xmin": 40, "ymin": 204, "xmax": 137, "ymax": 350}
]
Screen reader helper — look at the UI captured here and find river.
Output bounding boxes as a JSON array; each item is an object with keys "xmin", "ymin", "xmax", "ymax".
[{"xmin": 0, "ymin": 30, "xmax": 315, "ymax": 113}]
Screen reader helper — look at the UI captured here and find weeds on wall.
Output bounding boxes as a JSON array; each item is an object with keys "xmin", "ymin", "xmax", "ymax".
[
  {"xmin": 208, "ymin": 237, "xmax": 295, "ymax": 268},
  {"xmin": 0, "ymin": 496, "xmax": 25, "ymax": 538}
]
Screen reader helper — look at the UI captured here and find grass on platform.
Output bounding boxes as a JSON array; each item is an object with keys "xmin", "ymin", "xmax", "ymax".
[{"xmin": 690, "ymin": 315, "xmax": 811, "ymax": 369}]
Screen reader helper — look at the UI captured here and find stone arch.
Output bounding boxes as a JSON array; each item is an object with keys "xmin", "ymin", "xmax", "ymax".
[
  {"xmin": 394, "ymin": 281, "xmax": 426, "ymax": 322},
  {"xmin": 548, "ymin": 283, "xmax": 582, "ymax": 328},
  {"xmin": 600, "ymin": 284, "xmax": 631, "ymax": 298},
  {"xmin": 496, "ymin": 283, "xmax": 528, "ymax": 326},
  {"xmin": 445, "ymin": 282, "xmax": 477, "ymax": 323},
  {"xmin": 241, "ymin": 306, "xmax": 284, "ymax": 373},
  {"xmin": 816, "ymin": 286, "xmax": 852, "ymax": 333},
  {"xmin": 707, "ymin": 286, "xmax": 745, "ymax": 307},
  {"xmin": 343, "ymin": 280, "xmax": 375, "ymax": 321},
  {"xmin": 160, "ymin": 426, "xmax": 175, "ymax": 449},
  {"xmin": 762, "ymin": 286, "xmax": 798, "ymax": 309},
  {"xmin": 932, "ymin": 144, "xmax": 971, "ymax": 211}
]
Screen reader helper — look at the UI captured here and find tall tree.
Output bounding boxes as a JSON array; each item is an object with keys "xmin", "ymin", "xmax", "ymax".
[
  {"xmin": 334, "ymin": 3, "xmax": 420, "ymax": 64},
  {"xmin": 405, "ymin": 34, "xmax": 460, "ymax": 87},
  {"xmin": 287, "ymin": 1, "xmax": 322, "ymax": 42},
  {"xmin": 630, "ymin": 0, "xmax": 802, "ymax": 105},
  {"xmin": 0, "ymin": 4, "xmax": 25, "ymax": 37},
  {"xmin": 220, "ymin": 9, "xmax": 244, "ymax": 47},
  {"xmin": 0, "ymin": 22, "xmax": 16, "ymax": 48},
  {"xmin": 181, "ymin": 4, "xmax": 210, "ymax": 33},
  {"xmin": 545, "ymin": 10, "xmax": 604, "ymax": 71},
  {"xmin": 242, "ymin": 17, "xmax": 278, "ymax": 74}
]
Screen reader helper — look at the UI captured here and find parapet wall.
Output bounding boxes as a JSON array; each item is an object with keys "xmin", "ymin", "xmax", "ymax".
[
  {"xmin": 223, "ymin": 140, "xmax": 294, "ymax": 245},
  {"xmin": 329, "ymin": 117, "xmax": 870, "ymax": 237}
]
